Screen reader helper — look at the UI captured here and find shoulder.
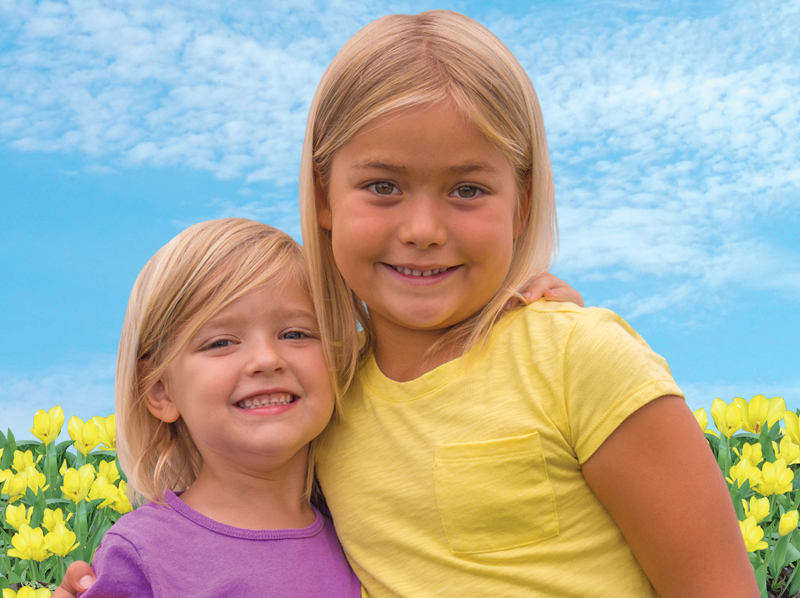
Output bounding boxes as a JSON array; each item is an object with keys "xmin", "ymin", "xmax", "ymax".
[
  {"xmin": 100, "ymin": 500, "xmax": 183, "ymax": 546},
  {"xmin": 496, "ymin": 301, "xmax": 639, "ymax": 351}
]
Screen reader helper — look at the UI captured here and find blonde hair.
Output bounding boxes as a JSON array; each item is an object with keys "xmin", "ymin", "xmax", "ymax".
[
  {"xmin": 300, "ymin": 10, "xmax": 557, "ymax": 395},
  {"xmin": 116, "ymin": 218, "xmax": 314, "ymax": 504}
]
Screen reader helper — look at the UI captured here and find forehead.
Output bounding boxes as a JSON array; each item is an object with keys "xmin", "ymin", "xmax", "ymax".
[{"xmin": 335, "ymin": 103, "xmax": 513, "ymax": 173}]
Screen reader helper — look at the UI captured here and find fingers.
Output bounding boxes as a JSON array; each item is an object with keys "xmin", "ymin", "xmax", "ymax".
[{"xmin": 53, "ymin": 561, "xmax": 96, "ymax": 598}]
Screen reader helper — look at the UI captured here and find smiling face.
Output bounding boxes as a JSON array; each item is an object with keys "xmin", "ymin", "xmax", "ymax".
[
  {"xmin": 145, "ymin": 275, "xmax": 335, "ymax": 476},
  {"xmin": 318, "ymin": 103, "xmax": 521, "ymax": 360}
]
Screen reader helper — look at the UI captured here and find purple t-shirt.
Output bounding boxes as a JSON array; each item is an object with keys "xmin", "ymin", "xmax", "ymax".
[{"xmin": 79, "ymin": 490, "xmax": 362, "ymax": 598}]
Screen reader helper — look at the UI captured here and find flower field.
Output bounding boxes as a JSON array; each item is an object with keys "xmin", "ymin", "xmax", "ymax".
[{"xmin": 1, "ymin": 397, "xmax": 799, "ymax": 596}]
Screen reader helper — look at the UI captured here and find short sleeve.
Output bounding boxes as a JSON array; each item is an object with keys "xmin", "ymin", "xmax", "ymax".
[
  {"xmin": 79, "ymin": 532, "xmax": 155, "ymax": 598},
  {"xmin": 563, "ymin": 308, "xmax": 683, "ymax": 464}
]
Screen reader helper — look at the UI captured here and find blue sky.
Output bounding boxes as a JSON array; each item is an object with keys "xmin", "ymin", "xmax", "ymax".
[{"xmin": 1, "ymin": 0, "xmax": 799, "ymax": 440}]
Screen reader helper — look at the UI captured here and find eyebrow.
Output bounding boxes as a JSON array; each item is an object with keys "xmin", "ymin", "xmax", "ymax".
[{"xmin": 350, "ymin": 160, "xmax": 499, "ymax": 176}]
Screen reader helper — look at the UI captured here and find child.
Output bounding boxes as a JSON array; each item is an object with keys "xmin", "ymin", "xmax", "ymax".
[
  {"xmin": 298, "ymin": 10, "xmax": 757, "ymax": 598},
  {"xmin": 78, "ymin": 218, "xmax": 362, "ymax": 597}
]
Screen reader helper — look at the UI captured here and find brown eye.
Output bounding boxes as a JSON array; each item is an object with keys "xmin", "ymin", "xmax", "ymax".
[
  {"xmin": 371, "ymin": 182, "xmax": 397, "ymax": 195},
  {"xmin": 454, "ymin": 186, "xmax": 481, "ymax": 199}
]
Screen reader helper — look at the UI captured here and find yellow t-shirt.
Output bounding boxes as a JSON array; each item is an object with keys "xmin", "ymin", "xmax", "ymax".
[{"xmin": 316, "ymin": 302, "xmax": 683, "ymax": 598}]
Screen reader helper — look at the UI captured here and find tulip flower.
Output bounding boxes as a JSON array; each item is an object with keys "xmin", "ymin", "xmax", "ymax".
[
  {"xmin": 5, "ymin": 504, "xmax": 33, "ymax": 531},
  {"xmin": 61, "ymin": 464, "xmax": 95, "ymax": 503},
  {"xmin": 779, "ymin": 510, "xmax": 799, "ymax": 537},
  {"xmin": 785, "ymin": 411, "xmax": 800, "ymax": 446},
  {"xmin": 42, "ymin": 507, "xmax": 73, "ymax": 532},
  {"xmin": 692, "ymin": 408, "xmax": 718, "ymax": 436},
  {"xmin": 766, "ymin": 396, "xmax": 787, "ymax": 428},
  {"xmin": 727, "ymin": 459, "xmax": 761, "ymax": 489},
  {"xmin": 19, "ymin": 466, "xmax": 49, "ymax": 495},
  {"xmin": 112, "ymin": 480, "xmax": 133, "ymax": 514},
  {"xmin": 8, "ymin": 524, "xmax": 51, "ymax": 561},
  {"xmin": 734, "ymin": 442, "xmax": 763, "ymax": 467},
  {"xmin": 68, "ymin": 416, "xmax": 101, "ymax": 455},
  {"xmin": 755, "ymin": 458, "xmax": 795, "ymax": 496},
  {"xmin": 44, "ymin": 523, "xmax": 80, "ymax": 557},
  {"xmin": 59, "ymin": 459, "xmax": 68, "ymax": 476},
  {"xmin": 773, "ymin": 436, "xmax": 800, "ymax": 465},
  {"xmin": 89, "ymin": 476, "xmax": 118, "ymax": 508},
  {"xmin": 2, "ymin": 473, "xmax": 28, "ymax": 503},
  {"xmin": 3, "ymin": 588, "xmax": 52, "ymax": 598},
  {"xmin": 93, "ymin": 414, "xmax": 116, "ymax": 450},
  {"xmin": 734, "ymin": 396, "xmax": 769, "ymax": 434},
  {"xmin": 30, "ymin": 405, "xmax": 65, "ymax": 445},
  {"xmin": 742, "ymin": 496, "xmax": 770, "ymax": 523},
  {"xmin": 739, "ymin": 516, "xmax": 768, "ymax": 552},
  {"xmin": 12, "ymin": 450, "xmax": 42, "ymax": 474},
  {"xmin": 98, "ymin": 459, "xmax": 120, "ymax": 484},
  {"xmin": 711, "ymin": 398, "xmax": 742, "ymax": 437}
]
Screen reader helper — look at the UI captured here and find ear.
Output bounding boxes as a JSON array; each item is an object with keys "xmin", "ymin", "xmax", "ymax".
[
  {"xmin": 514, "ymin": 170, "xmax": 533, "ymax": 238},
  {"xmin": 315, "ymin": 168, "xmax": 333, "ymax": 231},
  {"xmin": 144, "ymin": 378, "xmax": 181, "ymax": 423}
]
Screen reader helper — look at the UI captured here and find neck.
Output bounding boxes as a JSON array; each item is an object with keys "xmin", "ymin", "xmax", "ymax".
[
  {"xmin": 372, "ymin": 318, "xmax": 464, "ymax": 382},
  {"xmin": 178, "ymin": 448, "xmax": 315, "ymax": 530}
]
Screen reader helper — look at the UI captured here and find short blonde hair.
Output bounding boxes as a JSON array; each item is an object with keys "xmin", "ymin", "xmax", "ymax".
[
  {"xmin": 300, "ymin": 10, "xmax": 557, "ymax": 395},
  {"xmin": 116, "ymin": 218, "xmax": 311, "ymax": 504}
]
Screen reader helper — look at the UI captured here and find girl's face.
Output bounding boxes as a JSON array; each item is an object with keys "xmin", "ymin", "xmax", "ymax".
[
  {"xmin": 319, "ymin": 102, "xmax": 521, "ymax": 352},
  {"xmin": 145, "ymin": 274, "xmax": 334, "ymax": 475}
]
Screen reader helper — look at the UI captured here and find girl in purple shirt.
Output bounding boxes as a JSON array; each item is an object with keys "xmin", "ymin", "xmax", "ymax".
[{"xmin": 78, "ymin": 218, "xmax": 362, "ymax": 598}]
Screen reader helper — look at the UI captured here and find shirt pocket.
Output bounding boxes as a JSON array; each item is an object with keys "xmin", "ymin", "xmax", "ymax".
[{"xmin": 433, "ymin": 431, "xmax": 559, "ymax": 554}]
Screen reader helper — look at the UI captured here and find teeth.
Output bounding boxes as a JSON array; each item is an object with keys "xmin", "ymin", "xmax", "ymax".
[
  {"xmin": 393, "ymin": 266, "xmax": 448, "ymax": 277},
  {"xmin": 237, "ymin": 394, "xmax": 295, "ymax": 409}
]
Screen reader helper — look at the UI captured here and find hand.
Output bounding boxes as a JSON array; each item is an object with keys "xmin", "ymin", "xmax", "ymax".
[
  {"xmin": 504, "ymin": 272, "xmax": 584, "ymax": 310},
  {"xmin": 53, "ymin": 560, "xmax": 96, "ymax": 598}
]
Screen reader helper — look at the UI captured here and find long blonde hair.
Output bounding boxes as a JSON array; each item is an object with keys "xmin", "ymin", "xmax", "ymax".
[
  {"xmin": 300, "ymin": 10, "xmax": 557, "ymax": 396},
  {"xmin": 116, "ymin": 218, "xmax": 314, "ymax": 504}
]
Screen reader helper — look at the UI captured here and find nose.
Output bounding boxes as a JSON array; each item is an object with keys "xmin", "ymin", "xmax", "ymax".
[
  {"xmin": 245, "ymin": 338, "xmax": 286, "ymax": 376},
  {"xmin": 398, "ymin": 194, "xmax": 447, "ymax": 249}
]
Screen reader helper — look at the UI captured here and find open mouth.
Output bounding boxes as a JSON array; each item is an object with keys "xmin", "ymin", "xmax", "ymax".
[
  {"xmin": 236, "ymin": 394, "xmax": 297, "ymax": 409},
  {"xmin": 389, "ymin": 265, "xmax": 454, "ymax": 277}
]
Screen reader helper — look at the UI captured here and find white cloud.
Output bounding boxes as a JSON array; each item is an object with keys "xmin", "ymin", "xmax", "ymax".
[
  {"xmin": 1, "ymin": 0, "xmax": 798, "ymax": 321},
  {"xmin": 0, "ymin": 355, "xmax": 116, "ymax": 442}
]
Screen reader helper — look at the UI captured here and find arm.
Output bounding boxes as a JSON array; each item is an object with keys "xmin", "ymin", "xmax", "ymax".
[
  {"xmin": 505, "ymin": 272, "xmax": 584, "ymax": 309},
  {"xmin": 582, "ymin": 395, "xmax": 758, "ymax": 598}
]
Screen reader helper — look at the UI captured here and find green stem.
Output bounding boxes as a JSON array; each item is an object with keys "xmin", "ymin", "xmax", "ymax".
[{"xmin": 27, "ymin": 559, "xmax": 38, "ymax": 583}]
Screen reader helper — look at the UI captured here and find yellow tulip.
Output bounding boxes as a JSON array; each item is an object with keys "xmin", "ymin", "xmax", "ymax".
[
  {"xmin": 773, "ymin": 436, "xmax": 800, "ymax": 465},
  {"xmin": 61, "ymin": 464, "xmax": 95, "ymax": 503},
  {"xmin": 8, "ymin": 524, "xmax": 51, "ymax": 561},
  {"xmin": 2, "ymin": 472, "xmax": 28, "ymax": 503},
  {"xmin": 18, "ymin": 467, "xmax": 48, "ymax": 496},
  {"xmin": 5, "ymin": 504, "xmax": 33, "ymax": 531},
  {"xmin": 785, "ymin": 411, "xmax": 800, "ymax": 445},
  {"xmin": 739, "ymin": 516, "xmax": 768, "ymax": 552},
  {"xmin": 766, "ymin": 397, "xmax": 786, "ymax": 428},
  {"xmin": 68, "ymin": 416, "xmax": 101, "ymax": 455},
  {"xmin": 93, "ymin": 414, "xmax": 116, "ymax": 450},
  {"xmin": 44, "ymin": 523, "xmax": 80, "ymax": 557},
  {"xmin": 756, "ymin": 458, "xmax": 795, "ymax": 496},
  {"xmin": 3, "ymin": 589, "xmax": 52, "ymax": 598},
  {"xmin": 734, "ymin": 442, "xmax": 763, "ymax": 467},
  {"xmin": 30, "ymin": 405, "xmax": 65, "ymax": 445},
  {"xmin": 711, "ymin": 398, "xmax": 742, "ymax": 437},
  {"xmin": 98, "ymin": 459, "xmax": 120, "ymax": 484},
  {"xmin": 42, "ymin": 507, "xmax": 72, "ymax": 532},
  {"xmin": 12, "ymin": 450, "xmax": 42, "ymax": 474},
  {"xmin": 727, "ymin": 459, "xmax": 761, "ymax": 489},
  {"xmin": 112, "ymin": 479, "xmax": 133, "ymax": 514},
  {"xmin": 59, "ymin": 459, "xmax": 68, "ymax": 476},
  {"xmin": 779, "ymin": 510, "xmax": 799, "ymax": 537},
  {"xmin": 693, "ymin": 408, "xmax": 718, "ymax": 436},
  {"xmin": 89, "ymin": 476, "xmax": 118, "ymax": 508},
  {"xmin": 734, "ymin": 396, "xmax": 769, "ymax": 434},
  {"xmin": 742, "ymin": 496, "xmax": 770, "ymax": 523}
]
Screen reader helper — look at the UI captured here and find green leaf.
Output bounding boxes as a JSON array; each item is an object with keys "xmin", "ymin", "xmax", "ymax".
[
  {"xmin": 783, "ymin": 542, "xmax": 800, "ymax": 565},
  {"xmin": 760, "ymin": 426, "xmax": 775, "ymax": 462},
  {"xmin": 7, "ymin": 571, "xmax": 21, "ymax": 583},
  {"xmin": 754, "ymin": 563, "xmax": 768, "ymax": 595},
  {"xmin": 770, "ymin": 535, "xmax": 790, "ymax": 577},
  {"xmin": 0, "ymin": 576, "xmax": 8, "ymax": 588}
]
